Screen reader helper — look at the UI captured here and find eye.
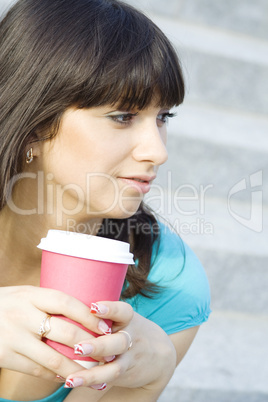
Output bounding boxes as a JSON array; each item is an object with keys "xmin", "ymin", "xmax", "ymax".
[
  {"xmin": 108, "ymin": 112, "xmax": 138, "ymax": 126},
  {"xmin": 157, "ymin": 112, "xmax": 176, "ymax": 125}
]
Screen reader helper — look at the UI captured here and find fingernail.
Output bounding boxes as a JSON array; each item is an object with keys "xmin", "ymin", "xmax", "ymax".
[
  {"xmin": 74, "ymin": 343, "xmax": 94, "ymax": 356},
  {"xmin": 98, "ymin": 320, "xmax": 111, "ymax": 335},
  {"xmin": 104, "ymin": 355, "xmax": 116, "ymax": 363},
  {"xmin": 91, "ymin": 303, "xmax": 109, "ymax": 315},
  {"xmin": 90, "ymin": 383, "xmax": 107, "ymax": 391},
  {"xmin": 64, "ymin": 378, "xmax": 83, "ymax": 388},
  {"xmin": 56, "ymin": 375, "xmax": 65, "ymax": 383},
  {"xmin": 64, "ymin": 379, "xmax": 74, "ymax": 388}
]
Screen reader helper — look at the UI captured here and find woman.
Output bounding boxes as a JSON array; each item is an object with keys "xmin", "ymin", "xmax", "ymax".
[{"xmin": 0, "ymin": 0, "xmax": 211, "ymax": 401}]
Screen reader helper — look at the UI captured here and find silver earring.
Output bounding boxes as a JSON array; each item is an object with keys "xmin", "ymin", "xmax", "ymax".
[{"xmin": 26, "ymin": 148, "xmax": 33, "ymax": 164}]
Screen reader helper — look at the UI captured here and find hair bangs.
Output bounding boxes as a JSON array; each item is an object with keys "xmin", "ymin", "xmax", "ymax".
[
  {"xmin": 75, "ymin": 3, "xmax": 184, "ymax": 111},
  {"xmin": 77, "ymin": 43, "xmax": 185, "ymax": 112}
]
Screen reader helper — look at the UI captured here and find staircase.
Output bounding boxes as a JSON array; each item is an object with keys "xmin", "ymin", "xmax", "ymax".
[
  {"xmin": 124, "ymin": 1, "xmax": 268, "ymax": 401},
  {"xmin": 1, "ymin": 1, "xmax": 267, "ymax": 401}
]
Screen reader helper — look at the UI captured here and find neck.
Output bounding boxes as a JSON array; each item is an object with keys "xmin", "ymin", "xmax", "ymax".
[
  {"xmin": 0, "ymin": 205, "xmax": 102, "ymax": 287},
  {"xmin": 0, "ymin": 165, "xmax": 104, "ymax": 286}
]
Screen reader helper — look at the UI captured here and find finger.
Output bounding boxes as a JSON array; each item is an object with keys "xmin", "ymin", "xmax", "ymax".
[
  {"xmin": 29, "ymin": 310, "xmax": 103, "ymax": 345},
  {"xmin": 15, "ymin": 334, "xmax": 84, "ymax": 378},
  {"xmin": 74, "ymin": 331, "xmax": 132, "ymax": 358},
  {"xmin": 45, "ymin": 316, "xmax": 108, "ymax": 363},
  {"xmin": 44, "ymin": 315, "xmax": 96, "ymax": 346},
  {"xmin": 65, "ymin": 354, "xmax": 129, "ymax": 388},
  {"xmin": 29, "ymin": 287, "xmax": 107, "ymax": 335},
  {"xmin": 0, "ymin": 351, "xmax": 57, "ymax": 381},
  {"xmin": 90, "ymin": 301, "xmax": 134, "ymax": 327}
]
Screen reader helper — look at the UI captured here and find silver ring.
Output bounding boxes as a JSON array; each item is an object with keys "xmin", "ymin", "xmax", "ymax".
[
  {"xmin": 118, "ymin": 330, "xmax": 133, "ymax": 350},
  {"xmin": 38, "ymin": 314, "xmax": 51, "ymax": 338}
]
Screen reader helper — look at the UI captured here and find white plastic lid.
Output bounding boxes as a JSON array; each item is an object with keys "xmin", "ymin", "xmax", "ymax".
[{"xmin": 37, "ymin": 230, "xmax": 134, "ymax": 265}]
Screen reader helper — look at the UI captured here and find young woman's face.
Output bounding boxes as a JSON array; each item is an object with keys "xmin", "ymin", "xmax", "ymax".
[{"xmin": 40, "ymin": 104, "xmax": 172, "ymax": 222}]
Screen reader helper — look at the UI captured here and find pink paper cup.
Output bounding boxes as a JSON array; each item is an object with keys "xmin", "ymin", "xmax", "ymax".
[{"xmin": 38, "ymin": 231, "xmax": 134, "ymax": 369}]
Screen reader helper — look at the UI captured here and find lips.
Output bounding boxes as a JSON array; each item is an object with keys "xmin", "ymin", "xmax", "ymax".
[
  {"xmin": 130, "ymin": 178, "xmax": 144, "ymax": 182},
  {"xmin": 127, "ymin": 178, "xmax": 147, "ymax": 183},
  {"xmin": 118, "ymin": 175, "xmax": 156, "ymax": 194},
  {"xmin": 120, "ymin": 175, "xmax": 156, "ymax": 183}
]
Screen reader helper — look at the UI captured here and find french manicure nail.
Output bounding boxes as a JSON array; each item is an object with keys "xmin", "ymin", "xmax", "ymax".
[
  {"xmin": 74, "ymin": 343, "xmax": 94, "ymax": 355},
  {"xmin": 64, "ymin": 378, "xmax": 84, "ymax": 388},
  {"xmin": 64, "ymin": 379, "xmax": 74, "ymax": 388},
  {"xmin": 98, "ymin": 320, "xmax": 111, "ymax": 335},
  {"xmin": 91, "ymin": 303, "xmax": 109, "ymax": 315},
  {"xmin": 104, "ymin": 355, "xmax": 116, "ymax": 363},
  {"xmin": 90, "ymin": 383, "xmax": 107, "ymax": 391}
]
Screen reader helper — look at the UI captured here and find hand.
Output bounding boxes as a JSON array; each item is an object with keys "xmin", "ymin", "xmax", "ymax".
[
  {"xmin": 0, "ymin": 286, "xmax": 128, "ymax": 381},
  {"xmin": 64, "ymin": 303, "xmax": 176, "ymax": 395}
]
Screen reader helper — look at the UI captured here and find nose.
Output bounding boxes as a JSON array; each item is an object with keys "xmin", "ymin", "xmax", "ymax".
[{"xmin": 132, "ymin": 124, "xmax": 168, "ymax": 166}]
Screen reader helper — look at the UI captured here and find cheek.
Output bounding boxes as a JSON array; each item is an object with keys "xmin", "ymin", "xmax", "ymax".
[
  {"xmin": 41, "ymin": 141, "xmax": 117, "ymax": 194},
  {"xmin": 40, "ymin": 117, "xmax": 129, "ymax": 187},
  {"xmin": 41, "ymin": 141, "xmax": 81, "ymax": 189}
]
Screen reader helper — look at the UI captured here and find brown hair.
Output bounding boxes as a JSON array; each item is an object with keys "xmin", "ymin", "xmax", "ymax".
[{"xmin": 0, "ymin": 0, "xmax": 185, "ymax": 297}]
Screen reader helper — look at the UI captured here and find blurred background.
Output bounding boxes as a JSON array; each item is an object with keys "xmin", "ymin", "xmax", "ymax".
[{"xmin": 1, "ymin": 1, "xmax": 268, "ymax": 401}]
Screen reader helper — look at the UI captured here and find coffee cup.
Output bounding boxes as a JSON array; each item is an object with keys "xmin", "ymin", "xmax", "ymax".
[{"xmin": 38, "ymin": 230, "xmax": 134, "ymax": 368}]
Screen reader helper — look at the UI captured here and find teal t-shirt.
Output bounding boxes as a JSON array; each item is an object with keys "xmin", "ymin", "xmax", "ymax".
[
  {"xmin": 0, "ymin": 386, "xmax": 71, "ymax": 402},
  {"xmin": 126, "ymin": 221, "xmax": 211, "ymax": 334},
  {"xmin": 0, "ymin": 222, "xmax": 211, "ymax": 402}
]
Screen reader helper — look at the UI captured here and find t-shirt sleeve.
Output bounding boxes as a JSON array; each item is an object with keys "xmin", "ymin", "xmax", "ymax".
[{"xmin": 126, "ymin": 222, "xmax": 211, "ymax": 335}]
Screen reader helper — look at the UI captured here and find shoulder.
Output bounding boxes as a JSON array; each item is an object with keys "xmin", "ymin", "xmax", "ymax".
[
  {"xmin": 127, "ymin": 221, "xmax": 211, "ymax": 334},
  {"xmin": 150, "ymin": 221, "xmax": 209, "ymax": 293}
]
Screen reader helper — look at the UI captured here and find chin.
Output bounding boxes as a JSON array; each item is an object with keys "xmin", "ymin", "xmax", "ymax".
[{"xmin": 105, "ymin": 204, "xmax": 141, "ymax": 220}]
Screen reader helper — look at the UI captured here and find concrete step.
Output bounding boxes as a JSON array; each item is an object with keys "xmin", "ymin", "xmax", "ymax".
[
  {"xmin": 127, "ymin": 0, "xmax": 268, "ymax": 41},
  {"xmin": 154, "ymin": 134, "xmax": 268, "ymax": 204},
  {"xmin": 149, "ymin": 14, "xmax": 268, "ymax": 68},
  {"xmin": 158, "ymin": 310, "xmax": 268, "ymax": 400},
  {"xmin": 170, "ymin": 103, "xmax": 268, "ymax": 153},
  {"xmin": 195, "ymin": 247, "xmax": 268, "ymax": 315},
  {"xmin": 146, "ymin": 190, "xmax": 268, "ymax": 254},
  {"xmin": 178, "ymin": 47, "xmax": 268, "ymax": 115},
  {"xmin": 151, "ymin": 16, "xmax": 268, "ymax": 115}
]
